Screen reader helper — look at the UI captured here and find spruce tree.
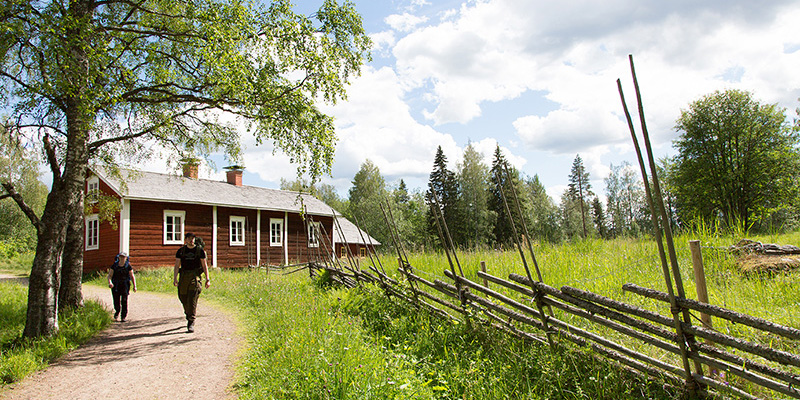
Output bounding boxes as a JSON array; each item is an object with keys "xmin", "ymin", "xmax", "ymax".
[
  {"xmin": 567, "ymin": 154, "xmax": 593, "ymax": 238},
  {"xmin": 426, "ymin": 146, "xmax": 461, "ymax": 247}
]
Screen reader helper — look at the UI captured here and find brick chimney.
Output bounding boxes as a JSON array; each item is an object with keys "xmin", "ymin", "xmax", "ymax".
[
  {"xmin": 224, "ymin": 165, "xmax": 244, "ymax": 186},
  {"xmin": 181, "ymin": 158, "xmax": 200, "ymax": 179}
]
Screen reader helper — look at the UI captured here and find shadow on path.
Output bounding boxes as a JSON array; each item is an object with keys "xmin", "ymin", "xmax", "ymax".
[{"xmin": 1, "ymin": 282, "xmax": 241, "ymax": 400}]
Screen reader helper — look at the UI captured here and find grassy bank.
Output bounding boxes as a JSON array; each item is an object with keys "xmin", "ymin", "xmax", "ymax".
[
  {"xmin": 0, "ymin": 263, "xmax": 111, "ymax": 384},
  {"xmin": 120, "ymin": 266, "xmax": 678, "ymax": 399}
]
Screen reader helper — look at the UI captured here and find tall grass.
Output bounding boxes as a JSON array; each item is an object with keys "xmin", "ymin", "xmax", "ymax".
[
  {"xmin": 57, "ymin": 229, "xmax": 800, "ymax": 398},
  {"xmin": 106, "ymin": 268, "xmax": 436, "ymax": 399},
  {"xmin": 0, "ymin": 281, "xmax": 111, "ymax": 384}
]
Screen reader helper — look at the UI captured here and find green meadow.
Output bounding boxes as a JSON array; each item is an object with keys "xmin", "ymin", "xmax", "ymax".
[{"xmin": 2, "ymin": 229, "xmax": 798, "ymax": 399}]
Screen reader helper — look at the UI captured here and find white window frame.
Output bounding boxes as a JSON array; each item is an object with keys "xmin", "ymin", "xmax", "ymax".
[
  {"xmin": 230, "ymin": 216, "xmax": 245, "ymax": 246},
  {"xmin": 85, "ymin": 214, "xmax": 99, "ymax": 250},
  {"xmin": 87, "ymin": 176, "xmax": 100, "ymax": 204},
  {"xmin": 308, "ymin": 221, "xmax": 321, "ymax": 248},
  {"xmin": 163, "ymin": 210, "xmax": 185, "ymax": 245},
  {"xmin": 269, "ymin": 218, "xmax": 283, "ymax": 247}
]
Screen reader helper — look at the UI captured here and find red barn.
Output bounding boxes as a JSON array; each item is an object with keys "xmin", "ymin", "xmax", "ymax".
[{"xmin": 83, "ymin": 166, "xmax": 378, "ymax": 272}]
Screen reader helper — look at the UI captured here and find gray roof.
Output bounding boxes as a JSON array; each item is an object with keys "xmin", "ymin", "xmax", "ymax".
[
  {"xmin": 92, "ymin": 167, "xmax": 338, "ymax": 216},
  {"xmin": 333, "ymin": 217, "xmax": 381, "ymax": 246}
]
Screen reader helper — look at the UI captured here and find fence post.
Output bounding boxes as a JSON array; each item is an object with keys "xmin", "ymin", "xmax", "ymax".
[
  {"xmin": 481, "ymin": 261, "xmax": 488, "ymax": 288},
  {"xmin": 689, "ymin": 241, "xmax": 712, "ymax": 330}
]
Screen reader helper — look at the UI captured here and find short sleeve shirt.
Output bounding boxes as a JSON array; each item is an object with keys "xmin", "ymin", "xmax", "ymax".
[{"xmin": 176, "ymin": 245, "xmax": 206, "ymax": 271}]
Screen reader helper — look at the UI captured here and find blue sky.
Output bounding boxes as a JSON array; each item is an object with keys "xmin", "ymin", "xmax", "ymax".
[{"xmin": 146, "ymin": 0, "xmax": 800, "ymax": 202}]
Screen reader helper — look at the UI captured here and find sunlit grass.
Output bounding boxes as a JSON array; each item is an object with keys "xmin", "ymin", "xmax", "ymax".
[
  {"xmin": 79, "ymin": 229, "xmax": 800, "ymax": 399},
  {"xmin": 0, "ymin": 280, "xmax": 111, "ymax": 385}
]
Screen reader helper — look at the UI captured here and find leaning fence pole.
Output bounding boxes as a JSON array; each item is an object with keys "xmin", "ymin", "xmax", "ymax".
[
  {"xmin": 628, "ymin": 54, "xmax": 704, "ymax": 378},
  {"xmin": 379, "ymin": 202, "xmax": 421, "ymax": 300},
  {"xmin": 502, "ymin": 162, "xmax": 546, "ymax": 285},
  {"xmin": 617, "ymin": 76, "xmax": 698, "ymax": 392},
  {"xmin": 496, "ymin": 169, "xmax": 556, "ymax": 349}
]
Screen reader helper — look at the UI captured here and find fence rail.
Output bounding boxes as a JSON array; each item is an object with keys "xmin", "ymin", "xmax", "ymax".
[{"xmin": 308, "ymin": 256, "xmax": 800, "ymax": 400}]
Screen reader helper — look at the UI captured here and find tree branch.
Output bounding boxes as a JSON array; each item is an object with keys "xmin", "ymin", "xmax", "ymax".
[
  {"xmin": 42, "ymin": 131, "xmax": 62, "ymax": 182},
  {"xmin": 0, "ymin": 181, "xmax": 41, "ymax": 233}
]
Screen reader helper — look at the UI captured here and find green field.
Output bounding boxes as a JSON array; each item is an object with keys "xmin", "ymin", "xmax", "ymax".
[{"xmin": 2, "ymin": 230, "xmax": 798, "ymax": 398}]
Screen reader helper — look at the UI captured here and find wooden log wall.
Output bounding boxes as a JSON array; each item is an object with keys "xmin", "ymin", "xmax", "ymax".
[{"xmin": 309, "ymin": 257, "xmax": 800, "ymax": 400}]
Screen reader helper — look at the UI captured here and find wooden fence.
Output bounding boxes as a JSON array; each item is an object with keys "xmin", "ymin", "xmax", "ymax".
[
  {"xmin": 301, "ymin": 56, "xmax": 799, "ymax": 399},
  {"xmin": 307, "ymin": 249, "xmax": 800, "ymax": 400}
]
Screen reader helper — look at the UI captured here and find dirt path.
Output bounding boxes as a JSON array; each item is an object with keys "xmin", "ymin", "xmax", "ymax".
[{"xmin": 1, "ymin": 280, "xmax": 242, "ymax": 400}]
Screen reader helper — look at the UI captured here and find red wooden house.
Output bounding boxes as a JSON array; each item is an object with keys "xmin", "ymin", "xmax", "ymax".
[{"xmin": 82, "ymin": 165, "xmax": 379, "ymax": 272}]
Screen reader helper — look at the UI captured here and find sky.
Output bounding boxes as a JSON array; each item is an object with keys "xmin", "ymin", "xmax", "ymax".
[{"xmin": 147, "ymin": 0, "xmax": 800, "ymax": 202}]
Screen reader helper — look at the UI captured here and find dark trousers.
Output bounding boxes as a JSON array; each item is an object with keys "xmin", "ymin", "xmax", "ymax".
[
  {"xmin": 177, "ymin": 272, "xmax": 202, "ymax": 322},
  {"xmin": 111, "ymin": 281, "xmax": 130, "ymax": 319}
]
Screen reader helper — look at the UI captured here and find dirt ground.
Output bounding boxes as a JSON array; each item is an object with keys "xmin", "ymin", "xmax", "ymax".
[{"xmin": 0, "ymin": 278, "xmax": 243, "ymax": 400}]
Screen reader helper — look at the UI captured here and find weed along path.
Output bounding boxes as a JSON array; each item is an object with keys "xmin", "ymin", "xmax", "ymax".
[{"xmin": 2, "ymin": 283, "xmax": 242, "ymax": 400}]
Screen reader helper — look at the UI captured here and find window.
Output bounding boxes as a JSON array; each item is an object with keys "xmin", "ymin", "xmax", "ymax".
[
  {"xmin": 359, "ymin": 247, "xmax": 366, "ymax": 258},
  {"xmin": 164, "ymin": 210, "xmax": 185, "ymax": 245},
  {"xmin": 269, "ymin": 218, "xmax": 283, "ymax": 246},
  {"xmin": 230, "ymin": 216, "xmax": 245, "ymax": 246},
  {"xmin": 340, "ymin": 246, "xmax": 347, "ymax": 258},
  {"xmin": 85, "ymin": 214, "xmax": 99, "ymax": 250},
  {"xmin": 308, "ymin": 221, "xmax": 321, "ymax": 248},
  {"xmin": 87, "ymin": 176, "xmax": 99, "ymax": 203}
]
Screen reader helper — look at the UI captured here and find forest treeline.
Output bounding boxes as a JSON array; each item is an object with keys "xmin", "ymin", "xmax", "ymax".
[
  {"xmin": 2, "ymin": 90, "xmax": 800, "ymax": 256},
  {"xmin": 284, "ymin": 89, "xmax": 800, "ymax": 251}
]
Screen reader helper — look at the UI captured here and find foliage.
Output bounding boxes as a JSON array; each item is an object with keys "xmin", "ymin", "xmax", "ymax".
[
  {"xmin": 0, "ymin": 281, "xmax": 111, "ymax": 384},
  {"xmin": 0, "ymin": 0, "xmax": 370, "ymax": 337},
  {"xmin": 604, "ymin": 161, "xmax": 646, "ymax": 238},
  {"xmin": 347, "ymin": 159, "xmax": 390, "ymax": 245},
  {"xmin": 0, "ymin": 127, "xmax": 48, "ymax": 251},
  {"xmin": 280, "ymin": 178, "xmax": 347, "ymax": 214},
  {"xmin": 670, "ymin": 89, "xmax": 800, "ymax": 232},
  {"xmin": 457, "ymin": 142, "xmax": 494, "ymax": 248},
  {"xmin": 487, "ymin": 146, "xmax": 529, "ymax": 247},
  {"xmin": 426, "ymin": 146, "xmax": 463, "ymax": 248},
  {"xmin": 563, "ymin": 154, "xmax": 595, "ymax": 239},
  {"xmin": 524, "ymin": 174, "xmax": 562, "ymax": 243}
]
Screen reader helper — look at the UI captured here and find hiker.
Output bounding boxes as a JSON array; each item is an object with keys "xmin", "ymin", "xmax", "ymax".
[
  {"xmin": 107, "ymin": 251, "xmax": 137, "ymax": 322},
  {"xmin": 173, "ymin": 232, "xmax": 211, "ymax": 333}
]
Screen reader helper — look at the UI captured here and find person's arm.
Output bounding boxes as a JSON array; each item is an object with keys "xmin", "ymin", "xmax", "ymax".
[
  {"xmin": 201, "ymin": 258, "xmax": 210, "ymax": 288},
  {"xmin": 107, "ymin": 267, "xmax": 114, "ymax": 288},
  {"xmin": 129, "ymin": 269, "xmax": 137, "ymax": 292},
  {"xmin": 173, "ymin": 258, "xmax": 180, "ymax": 286}
]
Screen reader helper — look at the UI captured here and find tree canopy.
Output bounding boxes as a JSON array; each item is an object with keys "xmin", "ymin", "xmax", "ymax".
[
  {"xmin": 671, "ymin": 89, "xmax": 800, "ymax": 230},
  {"xmin": 0, "ymin": 0, "xmax": 370, "ymax": 337}
]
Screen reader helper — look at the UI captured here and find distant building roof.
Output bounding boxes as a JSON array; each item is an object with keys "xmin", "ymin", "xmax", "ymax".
[{"xmin": 91, "ymin": 167, "xmax": 338, "ymax": 217}]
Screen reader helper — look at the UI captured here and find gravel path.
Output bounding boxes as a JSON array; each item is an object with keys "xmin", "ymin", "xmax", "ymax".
[{"xmin": 1, "ymin": 280, "xmax": 242, "ymax": 400}]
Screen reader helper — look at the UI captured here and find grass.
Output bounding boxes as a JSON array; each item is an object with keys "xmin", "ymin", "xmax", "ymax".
[
  {"xmin": 0, "ymin": 255, "xmax": 111, "ymax": 385},
  {"xmin": 3, "ymin": 229, "xmax": 798, "ymax": 398},
  {"xmin": 383, "ymin": 231, "xmax": 800, "ymax": 398},
  {"xmin": 115, "ymin": 266, "xmax": 678, "ymax": 399}
]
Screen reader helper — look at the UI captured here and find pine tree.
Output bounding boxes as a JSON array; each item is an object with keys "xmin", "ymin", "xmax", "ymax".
[
  {"xmin": 591, "ymin": 197, "xmax": 608, "ymax": 239},
  {"xmin": 567, "ymin": 154, "xmax": 593, "ymax": 238},
  {"xmin": 488, "ymin": 145, "xmax": 527, "ymax": 247},
  {"xmin": 426, "ymin": 146, "xmax": 462, "ymax": 247}
]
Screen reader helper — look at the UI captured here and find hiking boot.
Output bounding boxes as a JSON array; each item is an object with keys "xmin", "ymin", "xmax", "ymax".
[
  {"xmin": 114, "ymin": 311, "xmax": 119, "ymax": 320},
  {"xmin": 187, "ymin": 321, "xmax": 195, "ymax": 333}
]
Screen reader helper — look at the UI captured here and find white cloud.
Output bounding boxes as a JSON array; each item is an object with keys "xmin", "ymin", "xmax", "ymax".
[
  {"xmin": 319, "ymin": 66, "xmax": 459, "ymax": 191},
  {"xmin": 388, "ymin": 0, "xmax": 800, "ymax": 154},
  {"xmin": 385, "ymin": 13, "xmax": 429, "ymax": 33}
]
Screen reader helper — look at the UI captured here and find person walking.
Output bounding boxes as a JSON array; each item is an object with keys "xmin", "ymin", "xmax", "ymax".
[
  {"xmin": 107, "ymin": 252, "xmax": 136, "ymax": 322},
  {"xmin": 173, "ymin": 232, "xmax": 211, "ymax": 333}
]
